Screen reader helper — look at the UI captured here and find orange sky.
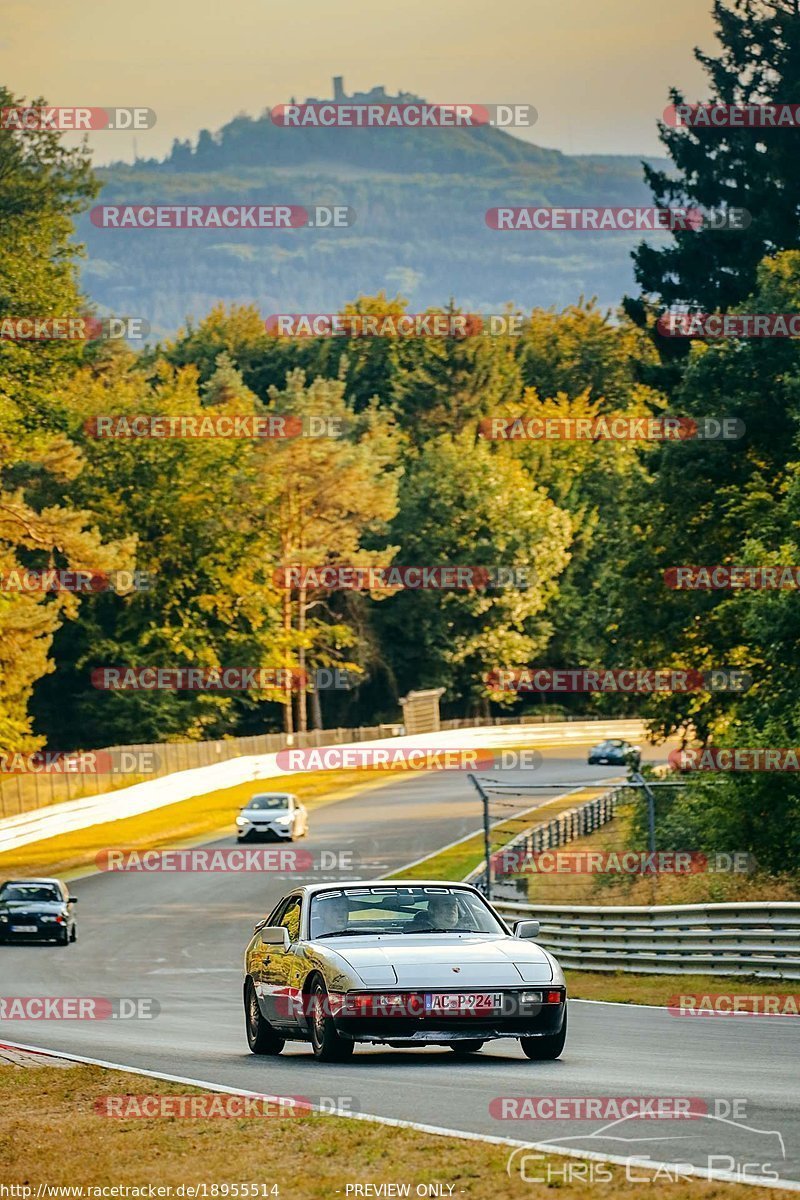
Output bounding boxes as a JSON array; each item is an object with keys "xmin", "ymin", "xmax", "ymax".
[{"xmin": 2, "ymin": 0, "xmax": 716, "ymax": 162}]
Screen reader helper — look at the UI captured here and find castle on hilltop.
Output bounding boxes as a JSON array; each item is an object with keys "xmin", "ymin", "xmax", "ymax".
[{"xmin": 297, "ymin": 77, "xmax": 423, "ymax": 106}]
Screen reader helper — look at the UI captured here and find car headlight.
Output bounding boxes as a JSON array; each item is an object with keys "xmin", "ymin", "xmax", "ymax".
[
  {"xmin": 236, "ymin": 817, "xmax": 250, "ymax": 827},
  {"xmin": 40, "ymin": 915, "xmax": 57, "ymax": 923},
  {"xmin": 0, "ymin": 915, "xmax": 7, "ymax": 923},
  {"xmin": 274, "ymin": 815, "xmax": 292, "ymax": 825}
]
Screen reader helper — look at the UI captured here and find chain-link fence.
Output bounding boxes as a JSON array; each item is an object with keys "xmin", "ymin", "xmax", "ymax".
[{"xmin": 465, "ymin": 775, "xmax": 757, "ymax": 906}]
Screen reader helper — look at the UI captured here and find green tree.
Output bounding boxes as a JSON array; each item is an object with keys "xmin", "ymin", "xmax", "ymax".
[
  {"xmin": 0, "ymin": 87, "xmax": 131, "ymax": 751},
  {"xmin": 376, "ymin": 434, "xmax": 571, "ymax": 710}
]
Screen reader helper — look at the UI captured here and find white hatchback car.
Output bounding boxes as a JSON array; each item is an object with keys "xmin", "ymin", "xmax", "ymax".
[{"xmin": 236, "ymin": 793, "xmax": 308, "ymax": 842}]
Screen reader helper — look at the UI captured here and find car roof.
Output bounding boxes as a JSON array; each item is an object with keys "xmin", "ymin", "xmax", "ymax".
[
  {"xmin": 293, "ymin": 879, "xmax": 483, "ymax": 898},
  {"xmin": 243, "ymin": 792, "xmax": 295, "ymax": 801},
  {"xmin": 2, "ymin": 878, "xmax": 64, "ymax": 886}
]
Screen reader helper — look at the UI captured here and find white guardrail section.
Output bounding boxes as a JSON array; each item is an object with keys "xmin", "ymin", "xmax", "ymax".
[
  {"xmin": 0, "ymin": 719, "xmax": 645, "ymax": 855},
  {"xmin": 493, "ymin": 899, "xmax": 800, "ymax": 979}
]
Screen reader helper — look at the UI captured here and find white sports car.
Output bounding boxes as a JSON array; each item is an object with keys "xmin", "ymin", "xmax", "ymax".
[
  {"xmin": 236, "ymin": 793, "xmax": 308, "ymax": 842},
  {"xmin": 243, "ymin": 880, "xmax": 567, "ymax": 1061}
]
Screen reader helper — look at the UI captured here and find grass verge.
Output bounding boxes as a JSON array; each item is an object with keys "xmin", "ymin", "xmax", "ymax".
[
  {"xmin": 563, "ymin": 969, "xmax": 793, "ymax": 1005},
  {"xmin": 1, "ymin": 1062, "xmax": 796, "ymax": 1199}
]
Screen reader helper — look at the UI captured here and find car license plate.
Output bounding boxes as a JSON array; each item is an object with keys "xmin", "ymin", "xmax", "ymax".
[
  {"xmin": 11, "ymin": 925, "xmax": 37, "ymax": 933},
  {"xmin": 424, "ymin": 992, "xmax": 503, "ymax": 1016}
]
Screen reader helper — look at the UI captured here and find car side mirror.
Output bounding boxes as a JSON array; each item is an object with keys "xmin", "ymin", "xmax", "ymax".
[
  {"xmin": 67, "ymin": 897, "xmax": 78, "ymax": 904},
  {"xmin": 260, "ymin": 926, "xmax": 290, "ymax": 951},
  {"xmin": 514, "ymin": 920, "xmax": 540, "ymax": 939}
]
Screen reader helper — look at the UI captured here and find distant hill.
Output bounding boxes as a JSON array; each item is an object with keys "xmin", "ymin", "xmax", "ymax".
[{"xmin": 77, "ymin": 81, "xmax": 669, "ymax": 335}]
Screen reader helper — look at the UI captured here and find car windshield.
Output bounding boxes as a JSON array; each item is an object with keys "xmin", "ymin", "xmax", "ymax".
[
  {"xmin": 245, "ymin": 795, "xmax": 291, "ymax": 811},
  {"xmin": 0, "ymin": 884, "xmax": 61, "ymax": 903},
  {"xmin": 309, "ymin": 886, "xmax": 505, "ymax": 939}
]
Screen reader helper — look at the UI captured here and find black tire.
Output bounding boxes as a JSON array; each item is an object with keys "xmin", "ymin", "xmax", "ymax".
[
  {"xmin": 520, "ymin": 1008, "xmax": 567, "ymax": 1061},
  {"xmin": 56, "ymin": 927, "xmax": 69, "ymax": 945},
  {"xmin": 308, "ymin": 979, "xmax": 354, "ymax": 1062},
  {"xmin": 244, "ymin": 979, "xmax": 285, "ymax": 1056},
  {"xmin": 70, "ymin": 924, "xmax": 77, "ymax": 943},
  {"xmin": 450, "ymin": 1040, "xmax": 485, "ymax": 1055}
]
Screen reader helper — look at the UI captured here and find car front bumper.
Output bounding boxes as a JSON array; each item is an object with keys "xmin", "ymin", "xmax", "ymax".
[
  {"xmin": 329, "ymin": 991, "xmax": 567, "ymax": 1044},
  {"xmin": 0, "ymin": 923, "xmax": 66, "ymax": 941},
  {"xmin": 237, "ymin": 824, "xmax": 294, "ymax": 840}
]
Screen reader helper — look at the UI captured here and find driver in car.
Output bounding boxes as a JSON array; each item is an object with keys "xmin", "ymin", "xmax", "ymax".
[
  {"xmin": 411, "ymin": 892, "xmax": 460, "ymax": 931},
  {"xmin": 312, "ymin": 893, "xmax": 350, "ymax": 938}
]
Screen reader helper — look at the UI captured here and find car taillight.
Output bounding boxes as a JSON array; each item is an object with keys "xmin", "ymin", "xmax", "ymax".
[
  {"xmin": 545, "ymin": 989, "xmax": 563, "ymax": 1004},
  {"xmin": 55, "ymin": 915, "xmax": 66, "ymax": 924}
]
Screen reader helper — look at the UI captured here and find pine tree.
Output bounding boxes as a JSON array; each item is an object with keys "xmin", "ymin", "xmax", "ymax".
[{"xmin": 630, "ymin": 0, "xmax": 800, "ymax": 314}]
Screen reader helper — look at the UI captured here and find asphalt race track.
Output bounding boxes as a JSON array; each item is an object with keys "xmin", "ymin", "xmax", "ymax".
[{"xmin": 2, "ymin": 739, "xmax": 799, "ymax": 1188}]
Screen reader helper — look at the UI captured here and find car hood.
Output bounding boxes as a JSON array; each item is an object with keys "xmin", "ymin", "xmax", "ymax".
[{"xmin": 326, "ymin": 934, "xmax": 554, "ymax": 986}]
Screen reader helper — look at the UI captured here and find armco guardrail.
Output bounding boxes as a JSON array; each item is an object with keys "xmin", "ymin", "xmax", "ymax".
[
  {"xmin": 465, "ymin": 786, "xmax": 623, "ymax": 893},
  {"xmin": 492, "ymin": 899, "xmax": 800, "ymax": 979}
]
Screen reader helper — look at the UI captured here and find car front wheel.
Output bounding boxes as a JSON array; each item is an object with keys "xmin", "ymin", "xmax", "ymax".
[
  {"xmin": 520, "ymin": 1009, "xmax": 567, "ymax": 1061},
  {"xmin": 244, "ymin": 979, "xmax": 285, "ymax": 1055},
  {"xmin": 309, "ymin": 979, "xmax": 354, "ymax": 1062}
]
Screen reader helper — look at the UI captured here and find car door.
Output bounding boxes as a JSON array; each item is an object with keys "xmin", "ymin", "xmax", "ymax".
[{"xmin": 261, "ymin": 894, "xmax": 303, "ymax": 1029}]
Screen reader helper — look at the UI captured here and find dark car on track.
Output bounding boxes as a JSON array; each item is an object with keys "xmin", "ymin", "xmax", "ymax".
[
  {"xmin": 587, "ymin": 738, "xmax": 641, "ymax": 768},
  {"xmin": 0, "ymin": 878, "xmax": 78, "ymax": 945}
]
